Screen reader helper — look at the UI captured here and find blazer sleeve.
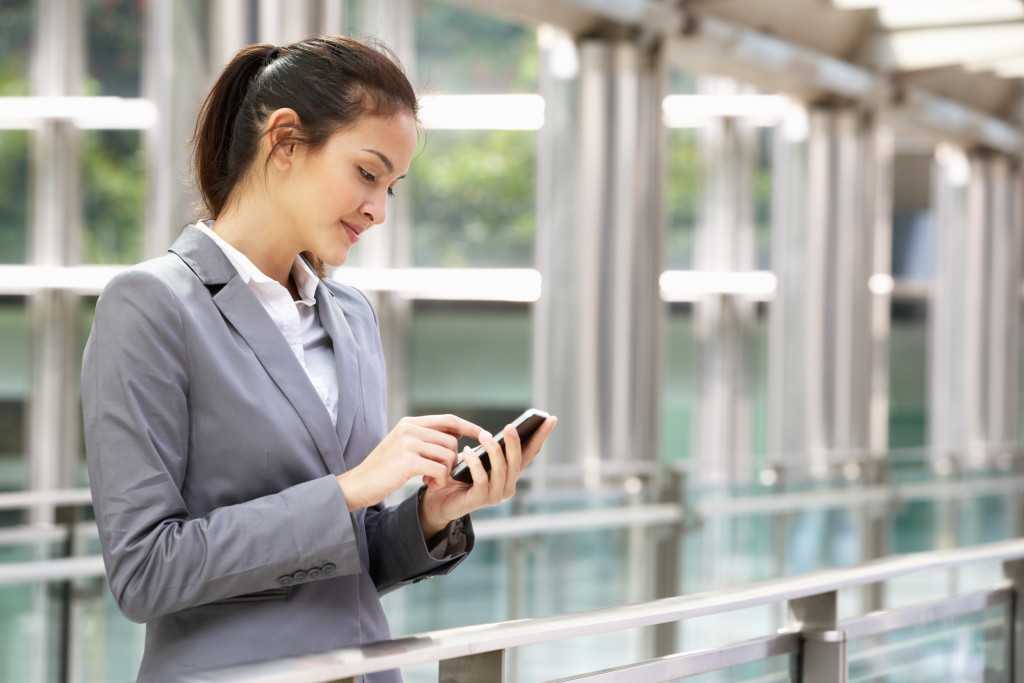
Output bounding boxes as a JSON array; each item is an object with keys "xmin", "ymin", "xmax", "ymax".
[
  {"xmin": 363, "ymin": 490, "xmax": 474, "ymax": 595},
  {"xmin": 83, "ymin": 269, "xmax": 361, "ymax": 624}
]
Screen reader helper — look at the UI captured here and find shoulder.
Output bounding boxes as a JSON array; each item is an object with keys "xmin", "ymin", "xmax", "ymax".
[{"xmin": 95, "ymin": 253, "xmax": 199, "ymax": 325}]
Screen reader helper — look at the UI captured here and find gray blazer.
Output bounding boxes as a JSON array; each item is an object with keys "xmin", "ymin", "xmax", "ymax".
[{"xmin": 82, "ymin": 226, "xmax": 472, "ymax": 682}]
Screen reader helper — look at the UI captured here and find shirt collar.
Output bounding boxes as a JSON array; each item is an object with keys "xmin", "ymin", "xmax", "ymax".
[{"xmin": 197, "ymin": 220, "xmax": 318, "ymax": 305}]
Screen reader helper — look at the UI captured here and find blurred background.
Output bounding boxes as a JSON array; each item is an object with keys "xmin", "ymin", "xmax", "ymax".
[{"xmin": 1, "ymin": 0, "xmax": 1024, "ymax": 681}]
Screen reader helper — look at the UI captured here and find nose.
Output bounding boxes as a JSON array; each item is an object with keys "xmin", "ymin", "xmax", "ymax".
[{"xmin": 362, "ymin": 188, "xmax": 388, "ymax": 226}]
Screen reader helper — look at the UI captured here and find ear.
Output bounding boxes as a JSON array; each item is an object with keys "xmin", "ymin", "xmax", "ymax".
[{"xmin": 264, "ymin": 107, "xmax": 302, "ymax": 171}]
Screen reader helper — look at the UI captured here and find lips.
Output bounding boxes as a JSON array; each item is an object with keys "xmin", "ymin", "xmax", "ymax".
[{"xmin": 341, "ymin": 221, "xmax": 363, "ymax": 244}]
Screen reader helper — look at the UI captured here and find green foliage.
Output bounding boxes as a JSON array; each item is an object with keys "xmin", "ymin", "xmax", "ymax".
[
  {"xmin": 412, "ymin": 129, "xmax": 535, "ymax": 267},
  {"xmin": 81, "ymin": 130, "xmax": 145, "ymax": 264},
  {"xmin": 0, "ymin": 0, "xmax": 32, "ymax": 96},
  {"xmin": 0, "ymin": 132, "xmax": 29, "ymax": 263},
  {"xmin": 665, "ymin": 128, "xmax": 700, "ymax": 269},
  {"xmin": 86, "ymin": 0, "xmax": 144, "ymax": 97},
  {"xmin": 415, "ymin": 0, "xmax": 538, "ymax": 94}
]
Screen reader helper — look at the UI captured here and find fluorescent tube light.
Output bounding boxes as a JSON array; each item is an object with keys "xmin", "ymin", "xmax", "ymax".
[
  {"xmin": 418, "ymin": 94, "xmax": 545, "ymax": 131},
  {"xmin": 662, "ymin": 94, "xmax": 789, "ymax": 128},
  {"xmin": 0, "ymin": 97, "xmax": 158, "ymax": 129},
  {"xmin": 878, "ymin": 1, "xmax": 1024, "ymax": 29},
  {"xmin": 659, "ymin": 271, "xmax": 777, "ymax": 302}
]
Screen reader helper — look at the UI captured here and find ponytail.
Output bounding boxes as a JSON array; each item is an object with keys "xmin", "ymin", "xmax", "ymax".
[{"xmin": 191, "ymin": 44, "xmax": 276, "ymax": 218}]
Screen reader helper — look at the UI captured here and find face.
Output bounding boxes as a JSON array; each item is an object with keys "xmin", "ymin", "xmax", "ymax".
[{"xmin": 280, "ymin": 111, "xmax": 418, "ymax": 267}]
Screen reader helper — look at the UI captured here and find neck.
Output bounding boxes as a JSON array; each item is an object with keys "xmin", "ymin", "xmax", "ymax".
[{"xmin": 211, "ymin": 195, "xmax": 297, "ymax": 288}]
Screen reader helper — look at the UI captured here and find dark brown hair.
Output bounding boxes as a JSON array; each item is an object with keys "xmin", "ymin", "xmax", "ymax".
[{"xmin": 191, "ymin": 35, "xmax": 418, "ymax": 275}]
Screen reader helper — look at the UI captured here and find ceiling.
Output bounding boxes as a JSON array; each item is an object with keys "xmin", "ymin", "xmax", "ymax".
[{"xmin": 456, "ymin": 0, "xmax": 1024, "ymax": 152}]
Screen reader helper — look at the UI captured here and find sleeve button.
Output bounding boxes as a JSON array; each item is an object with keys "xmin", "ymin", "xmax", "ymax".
[
  {"xmin": 292, "ymin": 570, "xmax": 308, "ymax": 582},
  {"xmin": 322, "ymin": 563, "xmax": 337, "ymax": 577},
  {"xmin": 307, "ymin": 567, "xmax": 322, "ymax": 579},
  {"xmin": 279, "ymin": 575, "xmax": 294, "ymax": 586}
]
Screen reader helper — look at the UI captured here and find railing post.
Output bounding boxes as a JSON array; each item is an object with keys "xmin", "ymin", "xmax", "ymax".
[
  {"xmin": 438, "ymin": 650, "xmax": 505, "ymax": 683},
  {"xmin": 1004, "ymin": 559, "xmax": 1024, "ymax": 682},
  {"xmin": 788, "ymin": 590, "xmax": 847, "ymax": 683}
]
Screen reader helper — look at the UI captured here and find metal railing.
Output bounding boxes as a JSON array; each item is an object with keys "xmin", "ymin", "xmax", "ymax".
[
  {"xmin": 1, "ymin": 455, "xmax": 1022, "ymax": 682},
  {"xmin": 178, "ymin": 538, "xmax": 1024, "ymax": 682}
]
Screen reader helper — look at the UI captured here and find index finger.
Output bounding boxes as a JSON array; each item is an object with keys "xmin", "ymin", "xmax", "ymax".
[{"xmin": 405, "ymin": 414, "xmax": 485, "ymax": 441}]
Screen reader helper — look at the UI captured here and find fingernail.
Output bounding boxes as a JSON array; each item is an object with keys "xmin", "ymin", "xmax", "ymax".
[{"xmin": 479, "ymin": 430, "xmax": 493, "ymax": 442}]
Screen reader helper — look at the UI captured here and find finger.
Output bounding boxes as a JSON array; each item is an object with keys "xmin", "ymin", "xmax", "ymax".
[
  {"xmin": 463, "ymin": 446, "xmax": 489, "ymax": 488},
  {"xmin": 501, "ymin": 424, "xmax": 523, "ymax": 499},
  {"xmin": 406, "ymin": 414, "xmax": 484, "ymax": 441},
  {"xmin": 397, "ymin": 421, "xmax": 461, "ymax": 453},
  {"xmin": 479, "ymin": 431, "xmax": 508, "ymax": 502},
  {"xmin": 520, "ymin": 417, "xmax": 557, "ymax": 469}
]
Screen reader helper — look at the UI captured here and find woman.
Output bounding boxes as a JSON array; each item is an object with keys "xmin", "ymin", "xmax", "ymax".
[{"xmin": 82, "ymin": 35, "xmax": 555, "ymax": 682}]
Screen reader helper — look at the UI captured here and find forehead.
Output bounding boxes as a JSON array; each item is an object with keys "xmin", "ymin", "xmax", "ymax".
[{"xmin": 327, "ymin": 112, "xmax": 418, "ymax": 173}]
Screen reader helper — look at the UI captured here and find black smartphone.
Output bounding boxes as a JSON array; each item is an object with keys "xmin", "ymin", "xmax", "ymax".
[{"xmin": 450, "ymin": 409, "xmax": 550, "ymax": 484}]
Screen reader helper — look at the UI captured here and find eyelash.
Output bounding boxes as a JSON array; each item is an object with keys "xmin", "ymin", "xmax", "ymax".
[{"xmin": 359, "ymin": 167, "xmax": 396, "ymax": 198}]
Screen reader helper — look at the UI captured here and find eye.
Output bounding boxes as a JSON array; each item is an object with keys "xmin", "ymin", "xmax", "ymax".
[
  {"xmin": 358, "ymin": 167, "xmax": 375, "ymax": 182},
  {"xmin": 387, "ymin": 187, "xmax": 396, "ymax": 198}
]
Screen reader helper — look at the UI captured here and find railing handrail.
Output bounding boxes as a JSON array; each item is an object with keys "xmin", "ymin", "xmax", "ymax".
[{"xmin": 182, "ymin": 538, "xmax": 1024, "ymax": 682}]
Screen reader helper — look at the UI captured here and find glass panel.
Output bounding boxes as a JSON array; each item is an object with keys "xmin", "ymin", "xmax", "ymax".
[
  {"xmin": 888, "ymin": 298, "xmax": 928, "ymax": 450},
  {"xmin": 666, "ymin": 127, "xmax": 700, "ymax": 270},
  {"xmin": 76, "ymin": 297, "xmax": 98, "ymax": 485},
  {"xmin": 85, "ymin": 0, "xmax": 146, "ymax": 97},
  {"xmin": 677, "ymin": 654, "xmax": 792, "ymax": 682},
  {"xmin": 415, "ymin": 0, "xmax": 537, "ymax": 94},
  {"xmin": 848, "ymin": 605, "xmax": 1008, "ymax": 682},
  {"xmin": 663, "ymin": 303, "xmax": 695, "ymax": 462},
  {"xmin": 411, "ymin": 129, "xmax": 535, "ymax": 267},
  {"xmin": 0, "ymin": 297, "xmax": 30, "ymax": 492},
  {"xmin": 0, "ymin": 130, "xmax": 30, "ymax": 264},
  {"xmin": 0, "ymin": 0, "xmax": 33, "ymax": 96},
  {"xmin": 408, "ymin": 301, "xmax": 531, "ymax": 429},
  {"xmin": 81, "ymin": 129, "xmax": 145, "ymax": 264},
  {"xmin": 0, "ymin": 575, "xmax": 144, "ymax": 683},
  {"xmin": 754, "ymin": 127, "xmax": 772, "ymax": 270},
  {"xmin": 891, "ymin": 152, "xmax": 934, "ymax": 281}
]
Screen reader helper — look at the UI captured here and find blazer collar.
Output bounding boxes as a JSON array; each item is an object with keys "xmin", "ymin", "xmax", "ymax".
[
  {"xmin": 313, "ymin": 281, "xmax": 360, "ymax": 456},
  {"xmin": 168, "ymin": 226, "xmax": 349, "ymax": 475}
]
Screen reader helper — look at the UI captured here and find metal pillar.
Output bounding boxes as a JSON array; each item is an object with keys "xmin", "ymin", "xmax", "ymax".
[
  {"xmin": 692, "ymin": 78, "xmax": 757, "ymax": 487},
  {"xmin": 533, "ymin": 37, "xmax": 664, "ymax": 475},
  {"xmin": 930, "ymin": 149, "xmax": 1021, "ymax": 472}
]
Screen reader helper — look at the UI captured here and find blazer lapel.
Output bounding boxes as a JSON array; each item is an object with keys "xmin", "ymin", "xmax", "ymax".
[
  {"xmin": 314, "ymin": 281, "xmax": 360, "ymax": 458},
  {"xmin": 169, "ymin": 227, "xmax": 347, "ymax": 475}
]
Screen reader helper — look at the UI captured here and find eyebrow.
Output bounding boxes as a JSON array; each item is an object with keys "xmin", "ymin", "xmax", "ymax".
[{"xmin": 363, "ymin": 149, "xmax": 395, "ymax": 175}]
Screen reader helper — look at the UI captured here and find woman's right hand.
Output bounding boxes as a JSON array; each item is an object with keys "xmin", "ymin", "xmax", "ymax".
[{"xmin": 335, "ymin": 414, "xmax": 484, "ymax": 511}]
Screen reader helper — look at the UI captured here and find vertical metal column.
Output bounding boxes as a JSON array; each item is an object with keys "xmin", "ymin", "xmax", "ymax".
[
  {"xmin": 692, "ymin": 78, "xmax": 756, "ymax": 486},
  {"xmin": 532, "ymin": 37, "xmax": 663, "ymax": 474}
]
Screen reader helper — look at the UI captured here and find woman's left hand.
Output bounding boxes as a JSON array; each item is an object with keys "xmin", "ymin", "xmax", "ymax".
[{"xmin": 418, "ymin": 416, "xmax": 557, "ymax": 539}]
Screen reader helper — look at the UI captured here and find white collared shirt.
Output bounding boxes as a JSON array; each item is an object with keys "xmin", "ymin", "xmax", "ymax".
[{"xmin": 197, "ymin": 221, "xmax": 339, "ymax": 425}]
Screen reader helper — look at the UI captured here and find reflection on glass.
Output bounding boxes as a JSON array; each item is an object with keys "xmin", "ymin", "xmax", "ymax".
[
  {"xmin": 0, "ymin": 297, "xmax": 29, "ymax": 493},
  {"xmin": 889, "ymin": 299, "xmax": 928, "ymax": 449},
  {"xmin": 77, "ymin": 298, "xmax": 98, "ymax": 485},
  {"xmin": 755, "ymin": 127, "xmax": 772, "ymax": 270},
  {"xmin": 408, "ymin": 301, "xmax": 531, "ymax": 429},
  {"xmin": 415, "ymin": 0, "xmax": 537, "ymax": 94},
  {"xmin": 666, "ymin": 127, "xmax": 700, "ymax": 270},
  {"xmin": 81, "ymin": 129, "xmax": 145, "ymax": 264},
  {"xmin": 891, "ymin": 153, "xmax": 934, "ymax": 280},
  {"xmin": 0, "ymin": 131, "xmax": 30, "ymax": 264},
  {"xmin": 86, "ymin": 0, "xmax": 145, "ymax": 97},
  {"xmin": 411, "ymin": 130, "xmax": 535, "ymax": 267},
  {"xmin": 663, "ymin": 304, "xmax": 695, "ymax": 462},
  {"xmin": 848, "ymin": 606, "xmax": 1007, "ymax": 682}
]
